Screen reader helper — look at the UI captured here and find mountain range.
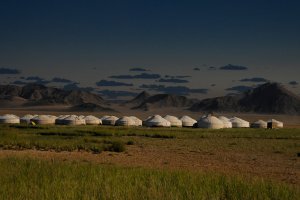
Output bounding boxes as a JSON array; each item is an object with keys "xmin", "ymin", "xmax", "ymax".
[
  {"xmin": 1, "ymin": 82, "xmax": 300, "ymax": 114},
  {"xmin": 128, "ymin": 91, "xmax": 197, "ymax": 111},
  {"xmin": 0, "ymin": 84, "xmax": 110, "ymax": 111},
  {"xmin": 189, "ymin": 82, "xmax": 300, "ymax": 114}
]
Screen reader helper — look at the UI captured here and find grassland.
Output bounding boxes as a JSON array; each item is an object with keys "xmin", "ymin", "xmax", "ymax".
[
  {"xmin": 0, "ymin": 157, "xmax": 298, "ymax": 200},
  {"xmin": 0, "ymin": 124, "xmax": 299, "ymax": 199},
  {"xmin": 0, "ymin": 124, "xmax": 180, "ymax": 153}
]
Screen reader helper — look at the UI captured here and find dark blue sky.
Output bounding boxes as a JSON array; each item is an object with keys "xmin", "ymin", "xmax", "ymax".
[{"xmin": 0, "ymin": 0, "xmax": 299, "ymax": 99}]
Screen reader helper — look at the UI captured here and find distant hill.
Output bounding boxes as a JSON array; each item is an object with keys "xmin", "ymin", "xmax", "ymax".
[
  {"xmin": 0, "ymin": 95, "xmax": 27, "ymax": 107},
  {"xmin": 131, "ymin": 93, "xmax": 198, "ymax": 111},
  {"xmin": 189, "ymin": 82, "xmax": 300, "ymax": 114},
  {"xmin": 126, "ymin": 91, "xmax": 150, "ymax": 106},
  {"xmin": 0, "ymin": 83, "xmax": 108, "ymax": 107}
]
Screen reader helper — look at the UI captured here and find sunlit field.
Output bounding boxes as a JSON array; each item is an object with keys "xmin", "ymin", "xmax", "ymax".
[
  {"xmin": 0, "ymin": 157, "xmax": 298, "ymax": 200},
  {"xmin": 0, "ymin": 124, "xmax": 299, "ymax": 199}
]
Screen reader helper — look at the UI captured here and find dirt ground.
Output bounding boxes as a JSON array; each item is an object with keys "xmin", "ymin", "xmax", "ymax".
[{"xmin": 1, "ymin": 137, "xmax": 299, "ymax": 186}]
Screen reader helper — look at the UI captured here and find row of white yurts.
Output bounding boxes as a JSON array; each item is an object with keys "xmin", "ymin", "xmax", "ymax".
[
  {"xmin": 0, "ymin": 114, "xmax": 143, "ymax": 126},
  {"xmin": 142, "ymin": 115, "xmax": 198, "ymax": 127},
  {"xmin": 0, "ymin": 114, "xmax": 100, "ymax": 125},
  {"xmin": 141, "ymin": 114, "xmax": 278, "ymax": 129},
  {"xmin": 0, "ymin": 114, "xmax": 284, "ymax": 128},
  {"xmin": 197, "ymin": 115, "xmax": 284, "ymax": 129},
  {"xmin": 101, "ymin": 116, "xmax": 142, "ymax": 126},
  {"xmin": 0, "ymin": 114, "xmax": 193, "ymax": 127},
  {"xmin": 142, "ymin": 114, "xmax": 252, "ymax": 128},
  {"xmin": 197, "ymin": 115, "xmax": 251, "ymax": 129}
]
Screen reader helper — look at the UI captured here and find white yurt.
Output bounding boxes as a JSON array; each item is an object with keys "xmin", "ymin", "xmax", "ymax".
[
  {"xmin": 267, "ymin": 119, "xmax": 283, "ymax": 128},
  {"xmin": 251, "ymin": 120, "xmax": 267, "ymax": 128},
  {"xmin": 84, "ymin": 115, "xmax": 102, "ymax": 125},
  {"xmin": 102, "ymin": 116, "xmax": 119, "ymax": 125},
  {"xmin": 164, "ymin": 115, "xmax": 182, "ymax": 127},
  {"xmin": 61, "ymin": 115, "xmax": 86, "ymax": 125},
  {"xmin": 115, "ymin": 116, "xmax": 136, "ymax": 126},
  {"xmin": 55, "ymin": 115, "xmax": 70, "ymax": 125},
  {"xmin": 31, "ymin": 115, "xmax": 56, "ymax": 125},
  {"xmin": 100, "ymin": 115, "xmax": 110, "ymax": 121},
  {"xmin": 197, "ymin": 115, "xmax": 224, "ymax": 129},
  {"xmin": 47, "ymin": 115, "xmax": 58, "ymax": 120},
  {"xmin": 20, "ymin": 114, "xmax": 34, "ymax": 124},
  {"xmin": 78, "ymin": 115, "xmax": 85, "ymax": 119},
  {"xmin": 230, "ymin": 117, "xmax": 250, "ymax": 128},
  {"xmin": 179, "ymin": 115, "xmax": 197, "ymax": 127},
  {"xmin": 144, "ymin": 115, "xmax": 171, "ymax": 127},
  {"xmin": 0, "ymin": 114, "xmax": 20, "ymax": 124},
  {"xmin": 129, "ymin": 116, "xmax": 143, "ymax": 126},
  {"xmin": 218, "ymin": 116, "xmax": 232, "ymax": 128},
  {"xmin": 142, "ymin": 116, "xmax": 152, "ymax": 126}
]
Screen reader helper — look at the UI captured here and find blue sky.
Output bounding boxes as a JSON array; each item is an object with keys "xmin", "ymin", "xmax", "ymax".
[{"xmin": 0, "ymin": 0, "xmax": 299, "ymax": 99}]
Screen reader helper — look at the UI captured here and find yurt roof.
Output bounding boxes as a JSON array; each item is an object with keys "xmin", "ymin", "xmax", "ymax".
[
  {"xmin": 180, "ymin": 115, "xmax": 197, "ymax": 122},
  {"xmin": 100, "ymin": 115, "xmax": 110, "ymax": 120},
  {"xmin": 230, "ymin": 117, "xmax": 249, "ymax": 123},
  {"xmin": 198, "ymin": 115, "xmax": 223, "ymax": 124},
  {"xmin": 129, "ymin": 116, "xmax": 141, "ymax": 120},
  {"xmin": 218, "ymin": 116, "xmax": 230, "ymax": 121},
  {"xmin": 21, "ymin": 114, "xmax": 34, "ymax": 119},
  {"xmin": 144, "ymin": 116, "xmax": 152, "ymax": 121},
  {"xmin": 57, "ymin": 115, "xmax": 69, "ymax": 119},
  {"xmin": 22, "ymin": 114, "xmax": 33, "ymax": 118},
  {"xmin": 0, "ymin": 114, "xmax": 19, "ymax": 119},
  {"xmin": 47, "ymin": 115, "xmax": 57, "ymax": 119},
  {"xmin": 130, "ymin": 116, "xmax": 142, "ymax": 122},
  {"xmin": 63, "ymin": 115, "xmax": 81, "ymax": 120},
  {"xmin": 84, "ymin": 115, "xmax": 99, "ymax": 120},
  {"xmin": 253, "ymin": 120, "xmax": 267, "ymax": 124},
  {"xmin": 117, "ymin": 116, "xmax": 135, "ymax": 122},
  {"xmin": 32, "ymin": 115, "xmax": 52, "ymax": 120},
  {"xmin": 164, "ymin": 115, "xmax": 180, "ymax": 121},
  {"xmin": 146, "ymin": 115, "xmax": 171, "ymax": 126},
  {"xmin": 147, "ymin": 115, "xmax": 164, "ymax": 122},
  {"xmin": 268, "ymin": 119, "xmax": 282, "ymax": 123},
  {"xmin": 103, "ymin": 116, "xmax": 119, "ymax": 121}
]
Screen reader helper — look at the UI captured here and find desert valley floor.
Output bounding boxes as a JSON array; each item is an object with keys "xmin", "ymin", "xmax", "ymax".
[{"xmin": 0, "ymin": 106, "xmax": 299, "ymax": 186}]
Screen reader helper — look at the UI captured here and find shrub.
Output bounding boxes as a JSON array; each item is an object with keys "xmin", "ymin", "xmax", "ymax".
[
  {"xmin": 145, "ymin": 133, "xmax": 175, "ymax": 139},
  {"xmin": 126, "ymin": 140, "xmax": 134, "ymax": 145},
  {"xmin": 90, "ymin": 146, "xmax": 102, "ymax": 154},
  {"xmin": 107, "ymin": 141, "xmax": 125, "ymax": 152},
  {"xmin": 9, "ymin": 124, "xmax": 47, "ymax": 129},
  {"xmin": 90, "ymin": 131, "xmax": 113, "ymax": 137}
]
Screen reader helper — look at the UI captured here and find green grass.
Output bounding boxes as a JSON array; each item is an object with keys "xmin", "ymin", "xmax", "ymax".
[
  {"xmin": 0, "ymin": 125, "xmax": 299, "ymax": 199},
  {"xmin": 0, "ymin": 125, "xmax": 128, "ymax": 153},
  {"xmin": 0, "ymin": 124, "xmax": 299, "ymax": 155},
  {"xmin": 6, "ymin": 124, "xmax": 300, "ymax": 139},
  {"xmin": 0, "ymin": 157, "xmax": 298, "ymax": 200},
  {"xmin": 0, "ymin": 124, "xmax": 180, "ymax": 153}
]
